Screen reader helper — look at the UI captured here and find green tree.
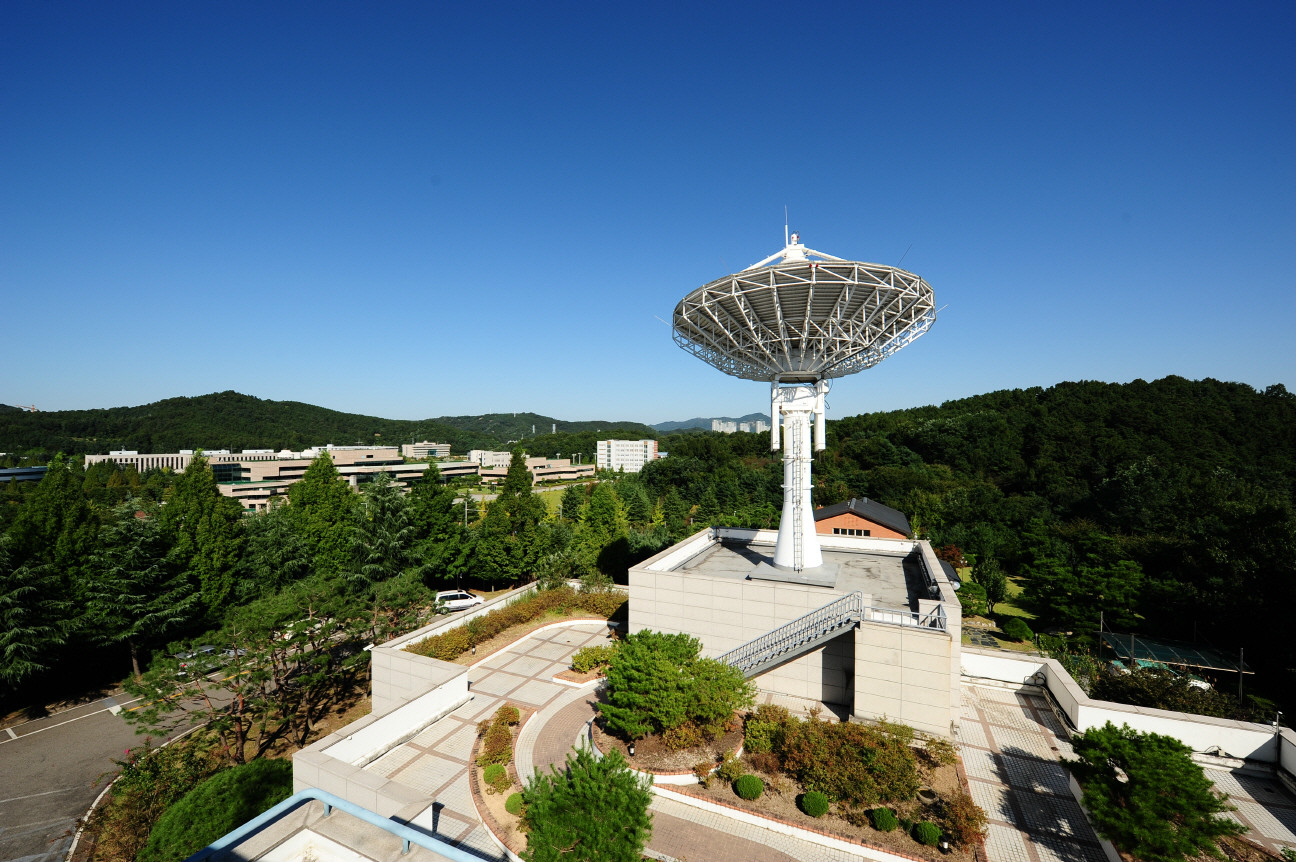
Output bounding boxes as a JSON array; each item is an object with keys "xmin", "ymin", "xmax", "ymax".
[
  {"xmin": 161, "ymin": 453, "xmax": 244, "ymax": 616},
  {"xmin": 82, "ymin": 505, "xmax": 198, "ymax": 677},
  {"xmin": 522, "ymin": 746, "xmax": 652, "ymax": 862},
  {"xmin": 0, "ymin": 544, "xmax": 71, "ymax": 685},
  {"xmin": 561, "ymin": 483, "xmax": 588, "ymax": 521},
  {"xmin": 973, "ymin": 556, "xmax": 1009, "ymax": 614},
  {"xmin": 352, "ymin": 473, "xmax": 417, "ymax": 591},
  {"xmin": 599, "ymin": 630, "xmax": 754, "ymax": 741},
  {"xmin": 286, "ymin": 453, "xmax": 359, "ymax": 580},
  {"xmin": 1021, "ymin": 522, "xmax": 1143, "ymax": 632},
  {"xmin": 1064, "ymin": 723, "xmax": 1243, "ymax": 861},
  {"xmin": 234, "ymin": 501, "xmax": 312, "ymax": 603}
]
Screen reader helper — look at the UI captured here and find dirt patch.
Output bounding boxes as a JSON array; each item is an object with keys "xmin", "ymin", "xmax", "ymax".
[
  {"xmin": 664, "ymin": 757, "xmax": 977, "ymax": 862},
  {"xmin": 448, "ymin": 611, "xmax": 608, "ymax": 666},
  {"xmin": 591, "ymin": 719, "xmax": 745, "ymax": 775},
  {"xmin": 553, "ymin": 667, "xmax": 604, "ymax": 685}
]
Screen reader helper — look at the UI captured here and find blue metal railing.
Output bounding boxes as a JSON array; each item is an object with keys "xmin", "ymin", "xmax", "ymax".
[{"xmin": 182, "ymin": 788, "xmax": 481, "ymax": 862}]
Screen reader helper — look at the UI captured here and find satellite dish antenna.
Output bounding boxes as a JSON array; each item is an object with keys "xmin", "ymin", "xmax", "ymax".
[{"xmin": 673, "ymin": 231, "xmax": 937, "ymax": 571}]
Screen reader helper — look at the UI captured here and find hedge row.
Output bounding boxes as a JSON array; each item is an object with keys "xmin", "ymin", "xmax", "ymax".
[{"xmin": 405, "ymin": 587, "xmax": 625, "ymax": 661}]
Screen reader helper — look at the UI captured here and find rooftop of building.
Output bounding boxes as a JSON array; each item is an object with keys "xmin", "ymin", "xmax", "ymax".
[{"xmin": 653, "ymin": 528, "xmax": 931, "ymax": 612}]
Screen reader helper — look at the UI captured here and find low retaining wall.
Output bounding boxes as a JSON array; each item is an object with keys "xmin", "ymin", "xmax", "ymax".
[{"xmin": 961, "ymin": 648, "xmax": 1296, "ymax": 767}]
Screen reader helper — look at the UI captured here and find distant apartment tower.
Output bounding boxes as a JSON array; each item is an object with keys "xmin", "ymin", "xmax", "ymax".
[
  {"xmin": 711, "ymin": 419, "xmax": 738, "ymax": 433},
  {"xmin": 596, "ymin": 439, "xmax": 659, "ymax": 473},
  {"xmin": 400, "ymin": 441, "xmax": 451, "ymax": 459}
]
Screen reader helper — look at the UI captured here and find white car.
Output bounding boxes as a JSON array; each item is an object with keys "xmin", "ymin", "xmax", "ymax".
[{"xmin": 436, "ymin": 590, "xmax": 484, "ymax": 612}]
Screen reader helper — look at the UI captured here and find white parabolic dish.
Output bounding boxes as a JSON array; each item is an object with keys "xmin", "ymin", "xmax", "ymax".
[
  {"xmin": 672, "ymin": 234, "xmax": 937, "ymax": 571},
  {"xmin": 672, "ymin": 244, "xmax": 937, "ymax": 384}
]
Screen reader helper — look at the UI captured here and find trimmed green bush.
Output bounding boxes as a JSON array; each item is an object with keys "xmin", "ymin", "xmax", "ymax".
[
  {"xmin": 734, "ymin": 774, "xmax": 764, "ymax": 800},
  {"xmin": 483, "ymin": 763, "xmax": 510, "ymax": 793},
  {"xmin": 913, "ymin": 821, "xmax": 942, "ymax": 846},
  {"xmin": 1002, "ymin": 617, "xmax": 1034, "ymax": 642},
  {"xmin": 899, "ymin": 815, "xmax": 914, "ymax": 832},
  {"xmin": 799, "ymin": 791, "xmax": 830, "ymax": 818},
  {"xmin": 137, "ymin": 759, "xmax": 292, "ymax": 862},
  {"xmin": 571, "ymin": 644, "xmax": 616, "ymax": 673},
  {"xmin": 505, "ymin": 792, "xmax": 524, "ymax": 816},
  {"xmin": 870, "ymin": 807, "xmax": 898, "ymax": 831}
]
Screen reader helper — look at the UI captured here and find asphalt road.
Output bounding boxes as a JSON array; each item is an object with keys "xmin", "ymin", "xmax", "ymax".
[{"xmin": 0, "ymin": 694, "xmax": 144, "ymax": 862}]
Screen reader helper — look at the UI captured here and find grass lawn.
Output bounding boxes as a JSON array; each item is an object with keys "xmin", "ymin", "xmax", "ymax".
[{"xmin": 961, "ymin": 576, "xmax": 1041, "ymax": 653}]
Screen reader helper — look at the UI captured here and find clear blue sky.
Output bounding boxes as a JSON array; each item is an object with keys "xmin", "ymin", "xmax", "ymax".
[{"xmin": 3, "ymin": 1, "xmax": 1293, "ymax": 427}]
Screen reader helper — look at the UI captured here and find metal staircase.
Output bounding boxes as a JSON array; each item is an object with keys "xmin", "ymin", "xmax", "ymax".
[
  {"xmin": 718, "ymin": 592, "xmax": 865, "ymax": 678},
  {"xmin": 717, "ymin": 591, "xmax": 949, "ymax": 679}
]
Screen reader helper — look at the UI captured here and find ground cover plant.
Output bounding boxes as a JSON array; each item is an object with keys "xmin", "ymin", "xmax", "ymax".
[{"xmin": 136, "ymin": 758, "xmax": 293, "ymax": 862}]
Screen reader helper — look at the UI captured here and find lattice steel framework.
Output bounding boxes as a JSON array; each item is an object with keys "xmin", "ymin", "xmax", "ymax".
[{"xmin": 673, "ymin": 257, "xmax": 937, "ymax": 384}]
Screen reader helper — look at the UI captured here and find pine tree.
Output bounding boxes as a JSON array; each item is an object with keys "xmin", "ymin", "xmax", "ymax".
[
  {"xmin": 286, "ymin": 453, "xmax": 358, "ymax": 581},
  {"xmin": 162, "ymin": 453, "xmax": 244, "ymax": 616},
  {"xmin": 82, "ymin": 505, "xmax": 198, "ymax": 677},
  {"xmin": 522, "ymin": 746, "xmax": 652, "ymax": 862},
  {"xmin": 1065, "ymin": 723, "xmax": 1244, "ymax": 861}
]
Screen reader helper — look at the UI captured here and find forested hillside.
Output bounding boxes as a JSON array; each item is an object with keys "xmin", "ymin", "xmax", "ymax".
[
  {"xmin": 0, "ymin": 391, "xmax": 656, "ymax": 457},
  {"xmin": 1, "ymin": 376, "xmax": 1292, "ymax": 721}
]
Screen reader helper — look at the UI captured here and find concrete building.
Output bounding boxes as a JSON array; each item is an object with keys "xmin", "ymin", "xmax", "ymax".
[
  {"xmin": 478, "ymin": 456, "xmax": 595, "ymax": 485},
  {"xmin": 466, "ymin": 449, "xmax": 513, "ymax": 469},
  {"xmin": 710, "ymin": 419, "xmax": 738, "ymax": 433},
  {"xmin": 400, "ymin": 441, "xmax": 451, "ymax": 459},
  {"xmin": 813, "ymin": 497, "xmax": 912, "ymax": 539},
  {"xmin": 595, "ymin": 439, "xmax": 659, "ymax": 473},
  {"xmin": 85, "ymin": 447, "xmax": 480, "ymax": 512},
  {"xmin": 628, "ymin": 527, "xmax": 961, "ymax": 737}
]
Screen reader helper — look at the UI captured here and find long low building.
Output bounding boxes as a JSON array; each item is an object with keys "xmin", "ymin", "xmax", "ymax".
[{"xmin": 83, "ymin": 446, "xmax": 591, "ymax": 511}]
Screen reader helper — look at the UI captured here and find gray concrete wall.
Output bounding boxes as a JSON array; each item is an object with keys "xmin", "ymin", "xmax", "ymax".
[
  {"xmin": 629, "ymin": 565, "xmax": 859, "ymax": 708},
  {"xmin": 853, "ymin": 620, "xmax": 954, "ymax": 736}
]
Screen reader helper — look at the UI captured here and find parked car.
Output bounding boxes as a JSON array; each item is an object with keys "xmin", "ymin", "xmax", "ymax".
[
  {"xmin": 435, "ymin": 590, "xmax": 484, "ymax": 612},
  {"xmin": 174, "ymin": 645, "xmax": 220, "ymax": 677}
]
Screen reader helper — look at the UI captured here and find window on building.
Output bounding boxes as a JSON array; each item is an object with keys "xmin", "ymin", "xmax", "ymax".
[{"xmin": 831, "ymin": 527, "xmax": 871, "ymax": 537}]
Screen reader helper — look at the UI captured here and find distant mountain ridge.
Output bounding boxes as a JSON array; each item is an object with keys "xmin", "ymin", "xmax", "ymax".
[
  {"xmin": 652, "ymin": 413, "xmax": 768, "ymax": 432},
  {"xmin": 0, "ymin": 391, "xmax": 657, "ymax": 456}
]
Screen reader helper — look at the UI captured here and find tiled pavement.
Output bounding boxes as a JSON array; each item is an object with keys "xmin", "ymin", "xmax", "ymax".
[
  {"xmin": 959, "ymin": 683, "xmax": 1296, "ymax": 861},
  {"xmin": 958, "ymin": 684, "xmax": 1109, "ymax": 862},
  {"xmin": 368, "ymin": 622, "xmax": 612, "ymax": 860}
]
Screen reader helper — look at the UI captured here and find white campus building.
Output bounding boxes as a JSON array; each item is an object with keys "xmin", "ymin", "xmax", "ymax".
[{"xmin": 595, "ymin": 439, "xmax": 660, "ymax": 473}]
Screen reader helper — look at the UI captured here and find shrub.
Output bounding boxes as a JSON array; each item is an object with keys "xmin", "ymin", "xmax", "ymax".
[
  {"xmin": 938, "ymin": 791, "xmax": 988, "ymax": 847},
  {"xmin": 922, "ymin": 736, "xmax": 958, "ymax": 768},
  {"xmin": 799, "ymin": 791, "xmax": 830, "ymax": 817},
  {"xmin": 692, "ymin": 760, "xmax": 714, "ymax": 788},
  {"xmin": 743, "ymin": 719, "xmax": 782, "ymax": 755},
  {"xmin": 661, "ymin": 721, "xmax": 704, "ymax": 751},
  {"xmin": 478, "ymin": 722, "xmax": 513, "ymax": 766},
  {"xmin": 495, "ymin": 704, "xmax": 520, "ymax": 726},
  {"xmin": 483, "ymin": 763, "xmax": 511, "ymax": 794},
  {"xmin": 715, "ymin": 750, "xmax": 743, "ymax": 784},
  {"xmin": 137, "ymin": 759, "xmax": 292, "ymax": 862},
  {"xmin": 779, "ymin": 715, "xmax": 919, "ymax": 805},
  {"xmin": 1002, "ymin": 617, "xmax": 1034, "ymax": 642},
  {"xmin": 571, "ymin": 644, "xmax": 616, "ymax": 673},
  {"xmin": 749, "ymin": 751, "xmax": 781, "ymax": 775},
  {"xmin": 734, "ymin": 774, "xmax": 764, "ymax": 800},
  {"xmin": 505, "ymin": 792, "xmax": 524, "ymax": 816},
  {"xmin": 913, "ymin": 821, "xmax": 942, "ymax": 846},
  {"xmin": 899, "ymin": 816, "xmax": 914, "ymax": 832},
  {"xmin": 870, "ymin": 807, "xmax": 898, "ymax": 831}
]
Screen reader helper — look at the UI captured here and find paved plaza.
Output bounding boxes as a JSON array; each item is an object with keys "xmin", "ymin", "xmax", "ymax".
[{"xmin": 360, "ymin": 622, "xmax": 1296, "ymax": 862}]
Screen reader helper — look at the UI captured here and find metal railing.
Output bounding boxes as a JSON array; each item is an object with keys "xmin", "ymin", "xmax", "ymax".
[
  {"xmin": 182, "ymin": 788, "xmax": 480, "ymax": 862},
  {"xmin": 717, "ymin": 591, "xmax": 948, "ymax": 678}
]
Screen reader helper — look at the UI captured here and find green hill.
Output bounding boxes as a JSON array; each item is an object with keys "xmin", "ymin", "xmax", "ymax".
[{"xmin": 0, "ymin": 392, "xmax": 658, "ymax": 457}]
